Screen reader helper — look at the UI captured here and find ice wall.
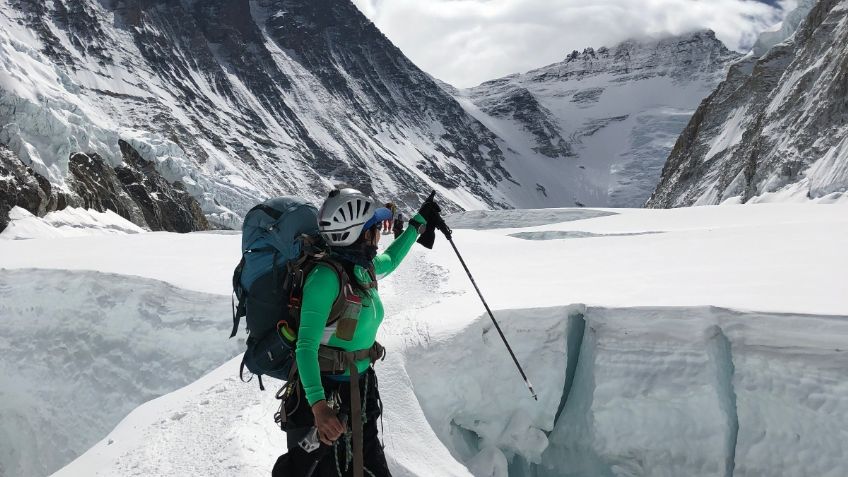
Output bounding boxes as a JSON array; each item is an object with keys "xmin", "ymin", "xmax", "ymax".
[
  {"xmin": 0, "ymin": 269, "xmax": 243, "ymax": 477},
  {"xmin": 407, "ymin": 305, "xmax": 848, "ymax": 477}
]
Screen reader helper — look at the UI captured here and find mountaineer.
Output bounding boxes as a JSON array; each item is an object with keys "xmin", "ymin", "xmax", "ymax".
[{"xmin": 273, "ymin": 187, "xmax": 441, "ymax": 477}]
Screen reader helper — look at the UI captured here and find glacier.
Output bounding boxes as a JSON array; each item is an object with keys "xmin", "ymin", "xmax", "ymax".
[{"xmin": 1, "ymin": 203, "xmax": 846, "ymax": 476}]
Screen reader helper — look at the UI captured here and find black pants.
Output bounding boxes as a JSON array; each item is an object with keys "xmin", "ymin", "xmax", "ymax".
[{"xmin": 272, "ymin": 368, "xmax": 391, "ymax": 477}]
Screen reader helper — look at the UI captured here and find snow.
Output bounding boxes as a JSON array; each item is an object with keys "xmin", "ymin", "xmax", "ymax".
[
  {"xmin": 0, "ymin": 203, "xmax": 846, "ymax": 476},
  {"xmin": 1, "ymin": 206, "xmax": 145, "ymax": 240}
]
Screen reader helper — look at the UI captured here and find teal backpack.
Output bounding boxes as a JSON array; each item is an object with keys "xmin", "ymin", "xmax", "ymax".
[{"xmin": 231, "ymin": 197, "xmax": 347, "ymax": 390}]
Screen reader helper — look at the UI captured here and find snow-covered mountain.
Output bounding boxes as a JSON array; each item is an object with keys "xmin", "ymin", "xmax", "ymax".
[
  {"xmin": 2, "ymin": 203, "xmax": 847, "ymax": 477},
  {"xmin": 2, "ymin": 0, "xmax": 786, "ymax": 236},
  {"xmin": 0, "ymin": 0, "xmax": 518, "ymax": 233},
  {"xmin": 647, "ymin": 0, "xmax": 848, "ymax": 207},
  {"xmin": 453, "ymin": 31, "xmax": 740, "ymax": 208}
]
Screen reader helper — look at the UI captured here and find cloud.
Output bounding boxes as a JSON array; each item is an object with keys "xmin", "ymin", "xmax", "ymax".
[{"xmin": 351, "ymin": 0, "xmax": 796, "ymax": 88}]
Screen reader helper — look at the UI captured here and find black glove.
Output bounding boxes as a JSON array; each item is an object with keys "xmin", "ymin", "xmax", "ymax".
[
  {"xmin": 415, "ymin": 193, "xmax": 448, "ymax": 249},
  {"xmin": 417, "ymin": 198, "xmax": 442, "ymax": 226},
  {"xmin": 416, "ymin": 222, "xmax": 437, "ymax": 249}
]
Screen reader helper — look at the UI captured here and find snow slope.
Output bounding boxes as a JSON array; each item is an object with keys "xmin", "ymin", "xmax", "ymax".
[{"xmin": 1, "ymin": 203, "xmax": 846, "ymax": 476}]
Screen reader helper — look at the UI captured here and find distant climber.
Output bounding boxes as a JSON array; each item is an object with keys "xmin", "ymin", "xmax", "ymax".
[
  {"xmin": 272, "ymin": 187, "xmax": 444, "ymax": 477},
  {"xmin": 392, "ymin": 213, "xmax": 404, "ymax": 239},
  {"xmin": 381, "ymin": 202, "xmax": 397, "ymax": 234}
]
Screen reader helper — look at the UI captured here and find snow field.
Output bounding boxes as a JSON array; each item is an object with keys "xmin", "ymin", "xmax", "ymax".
[{"xmin": 1, "ymin": 203, "xmax": 847, "ymax": 476}]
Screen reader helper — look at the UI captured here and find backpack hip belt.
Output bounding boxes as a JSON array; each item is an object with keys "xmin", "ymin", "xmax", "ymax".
[{"xmin": 316, "ymin": 341, "xmax": 386, "ymax": 374}]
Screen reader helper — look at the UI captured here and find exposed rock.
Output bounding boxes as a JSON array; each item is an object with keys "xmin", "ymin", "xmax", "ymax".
[
  {"xmin": 1, "ymin": 141, "xmax": 208, "ymax": 234},
  {"xmin": 66, "ymin": 152, "xmax": 147, "ymax": 227},
  {"xmin": 115, "ymin": 140, "xmax": 209, "ymax": 232},
  {"xmin": 0, "ymin": 145, "xmax": 52, "ymax": 231},
  {"xmin": 474, "ymin": 87, "xmax": 573, "ymax": 158}
]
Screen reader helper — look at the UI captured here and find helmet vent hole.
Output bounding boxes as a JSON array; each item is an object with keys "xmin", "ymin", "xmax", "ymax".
[{"xmin": 347, "ymin": 201, "xmax": 354, "ymax": 219}]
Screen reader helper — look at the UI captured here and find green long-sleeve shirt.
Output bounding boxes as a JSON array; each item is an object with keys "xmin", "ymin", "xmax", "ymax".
[{"xmin": 296, "ymin": 215, "xmax": 424, "ymax": 405}]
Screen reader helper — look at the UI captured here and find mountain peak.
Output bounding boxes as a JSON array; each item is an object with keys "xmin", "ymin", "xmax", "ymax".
[{"xmin": 502, "ymin": 29, "xmax": 738, "ymax": 87}]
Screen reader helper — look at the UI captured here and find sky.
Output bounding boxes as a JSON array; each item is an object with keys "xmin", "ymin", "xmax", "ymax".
[{"xmin": 350, "ymin": 0, "xmax": 796, "ymax": 88}]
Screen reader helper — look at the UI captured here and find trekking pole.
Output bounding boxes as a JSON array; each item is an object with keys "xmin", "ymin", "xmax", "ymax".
[{"xmin": 427, "ymin": 192, "xmax": 538, "ymax": 401}]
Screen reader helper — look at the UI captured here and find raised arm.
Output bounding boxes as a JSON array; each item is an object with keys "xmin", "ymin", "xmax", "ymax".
[{"xmin": 373, "ymin": 214, "xmax": 426, "ymax": 279}]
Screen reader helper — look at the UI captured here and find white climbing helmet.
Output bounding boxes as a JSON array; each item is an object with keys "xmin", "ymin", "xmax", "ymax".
[{"xmin": 318, "ymin": 187, "xmax": 392, "ymax": 246}]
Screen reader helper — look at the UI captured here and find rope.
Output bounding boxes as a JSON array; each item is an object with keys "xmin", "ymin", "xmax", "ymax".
[
  {"xmin": 335, "ymin": 432, "xmax": 352, "ymax": 477},
  {"xmin": 362, "ymin": 370, "xmax": 370, "ymax": 424}
]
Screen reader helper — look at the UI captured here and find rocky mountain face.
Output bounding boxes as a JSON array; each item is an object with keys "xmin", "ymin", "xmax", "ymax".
[
  {"xmin": 0, "ymin": 0, "xmax": 512, "ymax": 233},
  {"xmin": 454, "ymin": 31, "xmax": 740, "ymax": 208},
  {"xmin": 0, "ymin": 141, "xmax": 207, "ymax": 233},
  {"xmin": 647, "ymin": 0, "xmax": 848, "ymax": 207},
  {"xmin": 0, "ymin": 146, "xmax": 55, "ymax": 232}
]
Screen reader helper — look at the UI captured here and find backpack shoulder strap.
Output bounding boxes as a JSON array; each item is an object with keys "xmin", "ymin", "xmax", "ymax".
[
  {"xmin": 315, "ymin": 257, "xmax": 351, "ymax": 327},
  {"xmin": 365, "ymin": 265, "xmax": 377, "ymax": 290},
  {"xmin": 293, "ymin": 255, "xmax": 350, "ymax": 328}
]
